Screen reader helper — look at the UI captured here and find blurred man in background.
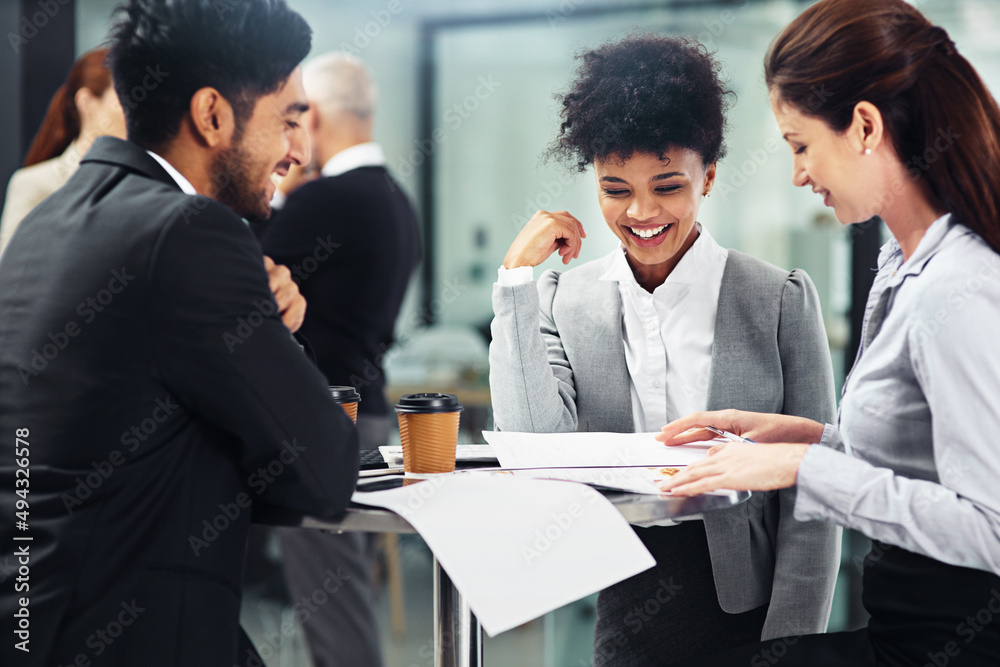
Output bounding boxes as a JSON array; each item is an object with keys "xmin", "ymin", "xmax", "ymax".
[{"xmin": 259, "ymin": 52, "xmax": 421, "ymax": 667}]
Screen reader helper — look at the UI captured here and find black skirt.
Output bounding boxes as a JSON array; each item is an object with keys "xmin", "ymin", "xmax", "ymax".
[{"xmin": 667, "ymin": 541, "xmax": 1000, "ymax": 666}]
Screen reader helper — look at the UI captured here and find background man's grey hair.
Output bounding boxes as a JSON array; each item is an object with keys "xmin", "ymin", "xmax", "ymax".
[{"xmin": 302, "ymin": 52, "xmax": 376, "ymax": 119}]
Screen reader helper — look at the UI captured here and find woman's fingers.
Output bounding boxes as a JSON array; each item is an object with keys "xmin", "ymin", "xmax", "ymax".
[
  {"xmin": 657, "ymin": 426, "xmax": 718, "ymax": 446},
  {"xmin": 504, "ymin": 210, "xmax": 586, "ymax": 269},
  {"xmin": 656, "ymin": 412, "xmax": 724, "ymax": 444},
  {"xmin": 660, "ymin": 443, "xmax": 808, "ymax": 494}
]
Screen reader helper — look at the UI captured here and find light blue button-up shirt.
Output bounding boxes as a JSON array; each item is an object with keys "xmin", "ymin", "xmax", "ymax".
[{"xmin": 795, "ymin": 214, "xmax": 1000, "ymax": 575}]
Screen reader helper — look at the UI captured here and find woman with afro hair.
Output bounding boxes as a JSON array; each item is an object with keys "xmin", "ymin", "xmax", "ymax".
[{"xmin": 488, "ymin": 35, "xmax": 841, "ymax": 665}]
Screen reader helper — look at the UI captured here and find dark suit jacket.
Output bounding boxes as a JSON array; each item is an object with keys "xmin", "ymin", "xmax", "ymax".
[
  {"xmin": 0, "ymin": 137, "xmax": 359, "ymax": 666},
  {"xmin": 259, "ymin": 164, "xmax": 420, "ymax": 417}
]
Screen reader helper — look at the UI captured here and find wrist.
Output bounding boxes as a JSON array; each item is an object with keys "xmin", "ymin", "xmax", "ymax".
[
  {"xmin": 502, "ymin": 252, "xmax": 532, "ymax": 270},
  {"xmin": 784, "ymin": 416, "xmax": 826, "ymax": 444}
]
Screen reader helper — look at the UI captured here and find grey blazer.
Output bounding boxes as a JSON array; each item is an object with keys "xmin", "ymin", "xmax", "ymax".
[{"xmin": 489, "ymin": 250, "xmax": 842, "ymax": 640}]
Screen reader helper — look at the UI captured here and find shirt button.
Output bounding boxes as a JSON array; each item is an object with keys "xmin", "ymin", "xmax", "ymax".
[{"xmin": 652, "ymin": 380, "xmax": 662, "ymax": 388}]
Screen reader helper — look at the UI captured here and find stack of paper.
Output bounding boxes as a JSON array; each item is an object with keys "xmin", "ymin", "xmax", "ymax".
[{"xmin": 481, "ymin": 430, "xmax": 718, "ymax": 495}]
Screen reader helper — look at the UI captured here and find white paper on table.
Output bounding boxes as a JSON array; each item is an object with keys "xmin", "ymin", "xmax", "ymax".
[
  {"xmin": 482, "ymin": 430, "xmax": 716, "ymax": 468},
  {"xmin": 457, "ymin": 465, "xmax": 694, "ymax": 495},
  {"xmin": 352, "ymin": 475, "xmax": 655, "ymax": 636}
]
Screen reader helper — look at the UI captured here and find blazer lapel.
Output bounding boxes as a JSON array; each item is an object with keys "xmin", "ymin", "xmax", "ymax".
[
  {"xmin": 706, "ymin": 254, "xmax": 741, "ymax": 411},
  {"xmin": 559, "ymin": 259, "xmax": 634, "ymax": 432}
]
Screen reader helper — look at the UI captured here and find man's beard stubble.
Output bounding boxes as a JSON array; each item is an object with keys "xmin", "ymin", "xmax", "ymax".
[{"xmin": 210, "ymin": 142, "xmax": 270, "ymax": 223}]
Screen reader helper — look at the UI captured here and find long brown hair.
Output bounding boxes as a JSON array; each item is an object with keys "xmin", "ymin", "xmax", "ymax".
[
  {"xmin": 23, "ymin": 48, "xmax": 113, "ymax": 168},
  {"xmin": 765, "ymin": 0, "xmax": 1000, "ymax": 253}
]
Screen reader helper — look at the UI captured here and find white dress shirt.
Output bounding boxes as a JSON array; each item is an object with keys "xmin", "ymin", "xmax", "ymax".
[
  {"xmin": 498, "ymin": 223, "xmax": 729, "ymax": 432},
  {"xmin": 147, "ymin": 151, "xmax": 198, "ymax": 195},
  {"xmin": 270, "ymin": 142, "xmax": 386, "ymax": 210}
]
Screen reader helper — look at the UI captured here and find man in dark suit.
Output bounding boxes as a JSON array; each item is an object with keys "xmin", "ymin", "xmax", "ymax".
[
  {"xmin": 258, "ymin": 52, "xmax": 420, "ymax": 667},
  {"xmin": 0, "ymin": 2, "xmax": 358, "ymax": 666}
]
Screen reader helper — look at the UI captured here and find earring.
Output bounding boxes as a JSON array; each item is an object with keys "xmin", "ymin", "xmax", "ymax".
[{"xmin": 864, "ymin": 148, "xmax": 872, "ymax": 155}]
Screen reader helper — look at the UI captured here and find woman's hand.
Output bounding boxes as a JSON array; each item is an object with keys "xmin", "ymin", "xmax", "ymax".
[
  {"xmin": 656, "ymin": 409, "xmax": 826, "ymax": 446},
  {"xmin": 503, "ymin": 210, "xmax": 586, "ymax": 269},
  {"xmin": 659, "ymin": 442, "xmax": 809, "ymax": 496}
]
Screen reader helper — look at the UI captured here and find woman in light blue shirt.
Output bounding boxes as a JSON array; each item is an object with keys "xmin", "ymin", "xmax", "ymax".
[{"xmin": 660, "ymin": 0, "xmax": 1000, "ymax": 665}]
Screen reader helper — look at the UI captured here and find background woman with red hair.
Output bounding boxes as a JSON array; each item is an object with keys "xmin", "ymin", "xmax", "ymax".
[{"xmin": 0, "ymin": 47, "xmax": 126, "ymax": 255}]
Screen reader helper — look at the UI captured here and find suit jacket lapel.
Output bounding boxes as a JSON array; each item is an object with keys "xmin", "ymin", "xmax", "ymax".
[
  {"xmin": 707, "ymin": 254, "xmax": 739, "ymax": 412},
  {"xmin": 561, "ymin": 258, "xmax": 634, "ymax": 432}
]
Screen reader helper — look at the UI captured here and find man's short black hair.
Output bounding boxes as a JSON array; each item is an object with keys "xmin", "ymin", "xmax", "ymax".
[
  {"xmin": 549, "ymin": 35, "xmax": 733, "ymax": 170},
  {"xmin": 107, "ymin": 0, "xmax": 312, "ymax": 150}
]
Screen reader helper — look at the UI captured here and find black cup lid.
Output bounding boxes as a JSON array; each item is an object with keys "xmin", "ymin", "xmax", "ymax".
[
  {"xmin": 394, "ymin": 392, "xmax": 463, "ymax": 414},
  {"xmin": 329, "ymin": 386, "xmax": 361, "ymax": 403}
]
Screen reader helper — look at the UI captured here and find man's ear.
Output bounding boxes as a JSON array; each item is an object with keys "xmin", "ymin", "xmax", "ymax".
[{"xmin": 188, "ymin": 87, "xmax": 235, "ymax": 148}]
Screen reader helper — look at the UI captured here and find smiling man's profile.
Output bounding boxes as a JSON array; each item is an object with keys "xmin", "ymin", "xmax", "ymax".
[{"xmin": 0, "ymin": 1, "xmax": 360, "ymax": 665}]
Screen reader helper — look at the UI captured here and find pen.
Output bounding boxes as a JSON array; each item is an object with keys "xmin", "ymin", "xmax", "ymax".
[{"xmin": 704, "ymin": 425, "xmax": 756, "ymax": 444}]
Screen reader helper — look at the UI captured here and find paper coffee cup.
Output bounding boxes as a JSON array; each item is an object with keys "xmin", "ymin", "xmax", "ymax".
[
  {"xmin": 395, "ymin": 393, "xmax": 463, "ymax": 474},
  {"xmin": 329, "ymin": 386, "xmax": 361, "ymax": 424}
]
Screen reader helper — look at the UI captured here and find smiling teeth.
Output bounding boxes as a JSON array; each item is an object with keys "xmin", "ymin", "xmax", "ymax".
[{"xmin": 630, "ymin": 225, "xmax": 667, "ymax": 239}]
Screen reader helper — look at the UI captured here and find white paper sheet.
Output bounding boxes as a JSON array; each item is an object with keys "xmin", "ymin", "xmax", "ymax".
[
  {"xmin": 483, "ymin": 430, "xmax": 715, "ymax": 468},
  {"xmin": 457, "ymin": 465, "xmax": 690, "ymax": 495},
  {"xmin": 352, "ymin": 475, "xmax": 655, "ymax": 636}
]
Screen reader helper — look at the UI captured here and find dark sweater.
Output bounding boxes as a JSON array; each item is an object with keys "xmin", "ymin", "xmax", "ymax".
[{"xmin": 260, "ymin": 165, "xmax": 421, "ymax": 416}]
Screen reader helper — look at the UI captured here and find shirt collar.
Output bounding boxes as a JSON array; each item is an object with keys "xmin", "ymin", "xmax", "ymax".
[
  {"xmin": 888, "ymin": 213, "xmax": 956, "ymax": 286},
  {"xmin": 598, "ymin": 222, "xmax": 723, "ymax": 287},
  {"xmin": 146, "ymin": 151, "xmax": 198, "ymax": 195},
  {"xmin": 320, "ymin": 142, "xmax": 386, "ymax": 178}
]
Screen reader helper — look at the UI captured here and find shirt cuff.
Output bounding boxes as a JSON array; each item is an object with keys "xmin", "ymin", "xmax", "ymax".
[
  {"xmin": 817, "ymin": 423, "xmax": 845, "ymax": 452},
  {"xmin": 793, "ymin": 443, "xmax": 864, "ymax": 524},
  {"xmin": 497, "ymin": 265, "xmax": 534, "ymax": 286}
]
